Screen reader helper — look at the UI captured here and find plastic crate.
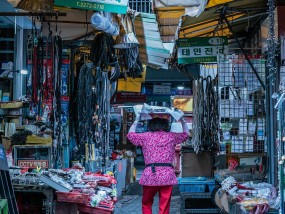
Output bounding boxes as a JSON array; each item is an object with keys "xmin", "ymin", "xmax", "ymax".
[
  {"xmin": 178, "ymin": 177, "xmax": 216, "ymax": 193},
  {"xmin": 205, "ymin": 179, "xmax": 216, "ymax": 193},
  {"xmin": 178, "ymin": 177, "xmax": 207, "ymax": 193},
  {"xmin": 77, "ymin": 205, "xmax": 113, "ymax": 214},
  {"xmin": 56, "ymin": 192, "xmax": 89, "ymax": 204},
  {"xmin": 0, "ymin": 199, "xmax": 8, "ymax": 214}
]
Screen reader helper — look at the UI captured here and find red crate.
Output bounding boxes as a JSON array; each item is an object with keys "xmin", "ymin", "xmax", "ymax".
[
  {"xmin": 99, "ymin": 201, "xmax": 115, "ymax": 209},
  {"xmin": 78, "ymin": 205, "xmax": 114, "ymax": 214},
  {"xmin": 56, "ymin": 192, "xmax": 89, "ymax": 204}
]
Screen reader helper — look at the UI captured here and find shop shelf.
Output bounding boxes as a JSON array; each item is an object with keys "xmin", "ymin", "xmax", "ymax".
[
  {"xmin": 56, "ymin": 192, "xmax": 89, "ymax": 204},
  {"xmin": 0, "ymin": 199, "xmax": 8, "ymax": 214}
]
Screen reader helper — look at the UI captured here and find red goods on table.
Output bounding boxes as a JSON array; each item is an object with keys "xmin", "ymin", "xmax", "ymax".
[{"xmin": 56, "ymin": 192, "xmax": 90, "ymax": 204}]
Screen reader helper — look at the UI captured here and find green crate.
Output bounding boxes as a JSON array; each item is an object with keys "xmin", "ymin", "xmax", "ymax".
[{"xmin": 0, "ymin": 199, "xmax": 8, "ymax": 214}]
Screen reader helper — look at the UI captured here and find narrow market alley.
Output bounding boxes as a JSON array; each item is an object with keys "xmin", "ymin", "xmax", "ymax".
[{"xmin": 0, "ymin": 0, "xmax": 284, "ymax": 213}]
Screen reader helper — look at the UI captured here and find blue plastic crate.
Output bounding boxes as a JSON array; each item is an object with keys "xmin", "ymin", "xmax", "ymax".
[{"xmin": 178, "ymin": 177, "xmax": 207, "ymax": 193}]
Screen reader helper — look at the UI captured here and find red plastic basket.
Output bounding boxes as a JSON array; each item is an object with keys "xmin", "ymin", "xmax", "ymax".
[
  {"xmin": 56, "ymin": 192, "xmax": 89, "ymax": 204},
  {"xmin": 77, "ymin": 205, "xmax": 114, "ymax": 214}
]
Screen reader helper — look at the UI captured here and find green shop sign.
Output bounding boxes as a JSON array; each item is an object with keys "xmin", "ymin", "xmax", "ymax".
[
  {"xmin": 54, "ymin": 0, "xmax": 129, "ymax": 14},
  {"xmin": 177, "ymin": 37, "xmax": 228, "ymax": 64}
]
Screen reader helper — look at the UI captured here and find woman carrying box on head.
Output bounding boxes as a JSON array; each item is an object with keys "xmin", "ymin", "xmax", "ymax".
[{"xmin": 127, "ymin": 112, "xmax": 189, "ymax": 214}]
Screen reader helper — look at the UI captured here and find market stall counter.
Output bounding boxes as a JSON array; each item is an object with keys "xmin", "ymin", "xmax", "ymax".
[{"xmin": 10, "ymin": 164, "xmax": 117, "ymax": 213}]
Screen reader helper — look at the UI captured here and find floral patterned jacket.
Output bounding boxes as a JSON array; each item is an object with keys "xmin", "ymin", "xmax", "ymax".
[{"xmin": 127, "ymin": 131, "xmax": 188, "ymax": 186}]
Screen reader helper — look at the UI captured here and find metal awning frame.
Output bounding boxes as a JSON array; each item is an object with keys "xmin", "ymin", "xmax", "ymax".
[
  {"xmin": 220, "ymin": 5, "xmax": 265, "ymax": 89},
  {"xmin": 181, "ymin": 11, "xmax": 268, "ymax": 37}
]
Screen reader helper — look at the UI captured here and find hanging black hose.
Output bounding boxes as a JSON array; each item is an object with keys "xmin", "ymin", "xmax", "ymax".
[
  {"xmin": 36, "ymin": 36, "xmax": 44, "ymax": 118},
  {"xmin": 75, "ymin": 32, "xmax": 114, "ymax": 170},
  {"xmin": 90, "ymin": 32, "xmax": 117, "ymax": 68},
  {"xmin": 52, "ymin": 34, "xmax": 63, "ymax": 168},
  {"xmin": 77, "ymin": 63, "xmax": 96, "ymax": 159},
  {"xmin": 90, "ymin": 32, "xmax": 121, "ymax": 84}
]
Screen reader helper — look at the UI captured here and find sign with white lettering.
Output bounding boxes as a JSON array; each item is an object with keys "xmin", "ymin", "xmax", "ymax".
[
  {"xmin": 54, "ymin": 0, "xmax": 129, "ymax": 14},
  {"xmin": 18, "ymin": 160, "xmax": 49, "ymax": 168},
  {"xmin": 153, "ymin": 85, "xmax": 171, "ymax": 95},
  {"xmin": 177, "ymin": 37, "xmax": 228, "ymax": 64}
]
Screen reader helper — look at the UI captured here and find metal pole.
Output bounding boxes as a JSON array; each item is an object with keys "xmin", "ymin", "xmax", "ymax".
[
  {"xmin": 278, "ymin": 101, "xmax": 285, "ymax": 213},
  {"xmin": 266, "ymin": 68, "xmax": 277, "ymax": 185}
]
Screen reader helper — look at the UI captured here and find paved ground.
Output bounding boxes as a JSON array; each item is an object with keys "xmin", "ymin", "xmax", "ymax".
[
  {"xmin": 114, "ymin": 195, "xmax": 180, "ymax": 214},
  {"xmin": 114, "ymin": 165, "xmax": 181, "ymax": 214}
]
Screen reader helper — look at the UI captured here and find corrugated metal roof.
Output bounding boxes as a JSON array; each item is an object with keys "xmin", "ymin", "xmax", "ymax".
[{"xmin": 134, "ymin": 13, "xmax": 170, "ymax": 69}]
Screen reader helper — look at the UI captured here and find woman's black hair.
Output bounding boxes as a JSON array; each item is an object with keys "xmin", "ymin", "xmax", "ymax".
[{"xmin": 147, "ymin": 118, "xmax": 170, "ymax": 132}]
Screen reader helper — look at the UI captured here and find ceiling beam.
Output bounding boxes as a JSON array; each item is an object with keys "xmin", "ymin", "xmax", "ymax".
[
  {"xmin": 0, "ymin": 12, "xmax": 66, "ymax": 17},
  {"xmin": 42, "ymin": 19, "xmax": 90, "ymax": 25}
]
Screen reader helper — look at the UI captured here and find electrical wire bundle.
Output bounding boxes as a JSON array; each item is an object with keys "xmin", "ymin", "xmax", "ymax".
[
  {"xmin": 117, "ymin": 46, "xmax": 143, "ymax": 78},
  {"xmin": 11, "ymin": 130, "xmax": 33, "ymax": 145},
  {"xmin": 192, "ymin": 76, "xmax": 220, "ymax": 153}
]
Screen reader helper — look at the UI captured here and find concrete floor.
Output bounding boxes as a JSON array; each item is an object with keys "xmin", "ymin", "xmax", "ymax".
[{"xmin": 114, "ymin": 165, "xmax": 181, "ymax": 214}]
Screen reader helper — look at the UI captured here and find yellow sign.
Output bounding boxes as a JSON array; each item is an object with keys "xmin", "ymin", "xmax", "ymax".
[
  {"xmin": 117, "ymin": 68, "xmax": 146, "ymax": 92},
  {"xmin": 117, "ymin": 79, "xmax": 142, "ymax": 92}
]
